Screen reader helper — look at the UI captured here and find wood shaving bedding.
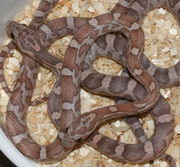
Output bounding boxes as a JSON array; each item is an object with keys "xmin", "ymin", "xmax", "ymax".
[{"xmin": 0, "ymin": 0, "xmax": 180, "ymax": 166}]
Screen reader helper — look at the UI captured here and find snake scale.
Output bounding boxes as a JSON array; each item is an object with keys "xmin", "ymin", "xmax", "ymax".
[{"xmin": 0, "ymin": 0, "xmax": 179, "ymax": 166}]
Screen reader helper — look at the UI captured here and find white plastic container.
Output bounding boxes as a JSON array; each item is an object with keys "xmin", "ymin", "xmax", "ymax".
[
  {"xmin": 0, "ymin": 0, "xmax": 30, "ymax": 43},
  {"xmin": 0, "ymin": 0, "xmax": 37, "ymax": 166}
]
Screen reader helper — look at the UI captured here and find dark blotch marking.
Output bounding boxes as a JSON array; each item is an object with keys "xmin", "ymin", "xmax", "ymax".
[
  {"xmin": 153, "ymin": 69, "xmax": 169, "ymax": 86},
  {"xmin": 135, "ymin": 0, "xmax": 148, "ymax": 9},
  {"xmin": 151, "ymin": 96, "xmax": 170, "ymax": 117},
  {"xmin": 97, "ymin": 137, "xmax": 119, "ymax": 154},
  {"xmin": 174, "ymin": 63, "xmax": 180, "ymax": 77},
  {"xmin": 125, "ymin": 116, "xmax": 139, "ymax": 124},
  {"xmin": 134, "ymin": 128, "xmax": 145, "ymax": 138},
  {"xmin": 82, "ymin": 73, "xmax": 105, "ymax": 90},
  {"xmin": 38, "ymin": 0, "xmax": 51, "ymax": 13},
  {"xmin": 168, "ymin": 0, "xmax": 180, "ymax": 7},
  {"xmin": 123, "ymin": 144, "xmax": 146, "ymax": 161},
  {"xmin": 96, "ymin": 35, "xmax": 107, "ymax": 49},
  {"xmin": 27, "ymin": 37, "xmax": 37, "ymax": 47},
  {"xmin": 109, "ymin": 76, "xmax": 129, "ymax": 94},
  {"xmin": 141, "ymin": 54, "xmax": 151, "ymax": 69},
  {"xmin": 150, "ymin": 133, "xmax": 167, "ymax": 155},
  {"xmin": 127, "ymin": 8, "xmax": 140, "ymax": 22},
  {"xmin": 161, "ymin": 154, "xmax": 177, "ymax": 167},
  {"xmin": 133, "ymin": 82, "xmax": 146, "ymax": 101}
]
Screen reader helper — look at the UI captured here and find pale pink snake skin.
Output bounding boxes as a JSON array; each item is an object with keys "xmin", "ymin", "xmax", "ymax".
[{"xmin": 0, "ymin": 0, "xmax": 179, "ymax": 166}]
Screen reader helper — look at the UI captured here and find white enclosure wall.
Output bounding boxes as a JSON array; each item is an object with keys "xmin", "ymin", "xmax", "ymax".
[
  {"xmin": 0, "ymin": 1, "xmax": 37, "ymax": 166},
  {"xmin": 0, "ymin": 0, "xmax": 31, "ymax": 43}
]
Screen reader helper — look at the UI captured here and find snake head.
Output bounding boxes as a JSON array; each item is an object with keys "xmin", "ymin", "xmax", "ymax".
[
  {"xmin": 61, "ymin": 127, "xmax": 83, "ymax": 149},
  {"xmin": 61, "ymin": 113, "xmax": 97, "ymax": 148},
  {"xmin": 6, "ymin": 21, "xmax": 43, "ymax": 58}
]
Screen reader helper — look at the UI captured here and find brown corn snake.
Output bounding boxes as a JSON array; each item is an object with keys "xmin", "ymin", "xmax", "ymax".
[
  {"xmin": 0, "ymin": 0, "xmax": 59, "ymax": 105},
  {"xmin": 0, "ymin": 0, "xmax": 179, "ymax": 166},
  {"xmin": 5, "ymin": 16, "xmax": 174, "ymax": 164}
]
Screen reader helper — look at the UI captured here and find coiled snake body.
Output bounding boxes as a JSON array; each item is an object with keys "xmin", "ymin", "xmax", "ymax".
[{"xmin": 0, "ymin": 0, "xmax": 179, "ymax": 166}]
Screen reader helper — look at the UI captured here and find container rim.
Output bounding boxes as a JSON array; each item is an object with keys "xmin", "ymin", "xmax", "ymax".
[
  {"xmin": 0, "ymin": 0, "xmax": 37, "ymax": 166},
  {"xmin": 0, "ymin": 128, "xmax": 37, "ymax": 167}
]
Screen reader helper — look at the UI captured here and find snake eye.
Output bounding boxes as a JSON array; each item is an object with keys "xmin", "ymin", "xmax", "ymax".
[
  {"xmin": 65, "ymin": 128, "xmax": 69, "ymax": 132},
  {"xmin": 76, "ymin": 138, "xmax": 82, "ymax": 143},
  {"xmin": 10, "ymin": 32, "xmax": 15, "ymax": 39}
]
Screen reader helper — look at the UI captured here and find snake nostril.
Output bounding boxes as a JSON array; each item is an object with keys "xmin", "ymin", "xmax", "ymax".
[{"xmin": 10, "ymin": 32, "xmax": 15, "ymax": 39}]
